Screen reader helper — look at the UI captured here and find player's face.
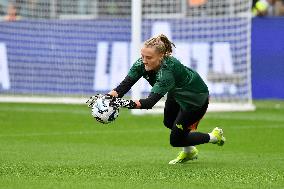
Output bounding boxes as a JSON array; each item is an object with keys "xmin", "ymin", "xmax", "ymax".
[{"xmin": 141, "ymin": 47, "xmax": 163, "ymax": 71}]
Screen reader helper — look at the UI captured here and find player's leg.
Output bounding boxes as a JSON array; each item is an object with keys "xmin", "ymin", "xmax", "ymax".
[
  {"xmin": 169, "ymin": 98, "xmax": 225, "ymax": 164},
  {"xmin": 170, "ymin": 98, "xmax": 210, "ymax": 147},
  {"xmin": 164, "ymin": 96, "xmax": 199, "ymax": 164},
  {"xmin": 169, "ymin": 130, "xmax": 225, "ymax": 164},
  {"xmin": 163, "ymin": 95, "xmax": 180, "ymax": 130},
  {"xmin": 168, "ymin": 99, "xmax": 208, "ymax": 164},
  {"xmin": 164, "ymin": 96, "xmax": 198, "ymax": 153},
  {"xmin": 170, "ymin": 111, "xmax": 225, "ymax": 146}
]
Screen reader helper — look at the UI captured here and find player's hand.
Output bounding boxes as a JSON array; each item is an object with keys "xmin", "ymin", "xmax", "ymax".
[
  {"xmin": 86, "ymin": 94, "xmax": 118, "ymax": 108},
  {"xmin": 104, "ymin": 94, "xmax": 115, "ymax": 100}
]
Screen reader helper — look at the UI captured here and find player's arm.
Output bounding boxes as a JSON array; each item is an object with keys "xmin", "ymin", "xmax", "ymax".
[
  {"xmin": 109, "ymin": 87, "xmax": 164, "ymax": 110},
  {"xmin": 109, "ymin": 59, "xmax": 144, "ymax": 98},
  {"xmin": 108, "ymin": 75, "xmax": 137, "ymax": 98},
  {"xmin": 119, "ymin": 70, "xmax": 174, "ymax": 109},
  {"xmin": 109, "ymin": 92, "xmax": 163, "ymax": 109},
  {"xmin": 137, "ymin": 92, "xmax": 163, "ymax": 109}
]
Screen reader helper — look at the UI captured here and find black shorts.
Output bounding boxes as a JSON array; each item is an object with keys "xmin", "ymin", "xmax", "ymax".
[{"xmin": 163, "ymin": 97, "xmax": 209, "ymax": 132}]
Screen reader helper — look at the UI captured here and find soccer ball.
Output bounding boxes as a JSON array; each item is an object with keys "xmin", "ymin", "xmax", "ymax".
[{"xmin": 91, "ymin": 96, "xmax": 119, "ymax": 124}]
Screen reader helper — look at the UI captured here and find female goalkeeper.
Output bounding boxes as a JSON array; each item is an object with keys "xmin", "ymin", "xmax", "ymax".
[{"xmin": 107, "ymin": 34, "xmax": 225, "ymax": 164}]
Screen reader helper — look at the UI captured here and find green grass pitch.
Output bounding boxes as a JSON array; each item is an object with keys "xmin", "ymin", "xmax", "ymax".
[{"xmin": 0, "ymin": 100, "xmax": 283, "ymax": 189}]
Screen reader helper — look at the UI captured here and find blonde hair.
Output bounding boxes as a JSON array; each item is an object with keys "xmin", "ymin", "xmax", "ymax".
[{"xmin": 144, "ymin": 34, "xmax": 176, "ymax": 57}]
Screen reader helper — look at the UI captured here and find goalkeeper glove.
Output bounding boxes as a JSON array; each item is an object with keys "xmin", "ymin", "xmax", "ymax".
[
  {"xmin": 109, "ymin": 97, "xmax": 137, "ymax": 109},
  {"xmin": 86, "ymin": 94, "xmax": 136, "ymax": 109},
  {"xmin": 86, "ymin": 94, "xmax": 103, "ymax": 108}
]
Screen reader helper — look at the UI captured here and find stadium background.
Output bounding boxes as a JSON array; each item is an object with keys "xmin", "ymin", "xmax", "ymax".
[
  {"xmin": 1, "ymin": 0, "xmax": 283, "ymax": 101},
  {"xmin": 0, "ymin": 17, "xmax": 283, "ymax": 98}
]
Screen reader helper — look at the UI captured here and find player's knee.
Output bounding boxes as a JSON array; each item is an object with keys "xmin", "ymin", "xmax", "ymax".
[
  {"xmin": 170, "ymin": 138, "xmax": 179, "ymax": 147},
  {"xmin": 163, "ymin": 119, "xmax": 173, "ymax": 130}
]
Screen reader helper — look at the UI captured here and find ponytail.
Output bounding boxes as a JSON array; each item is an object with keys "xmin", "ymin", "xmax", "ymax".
[{"xmin": 144, "ymin": 34, "xmax": 176, "ymax": 57}]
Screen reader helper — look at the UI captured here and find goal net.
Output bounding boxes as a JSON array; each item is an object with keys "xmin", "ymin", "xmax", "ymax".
[
  {"xmin": 132, "ymin": 0, "xmax": 255, "ymax": 113},
  {"xmin": 0, "ymin": 0, "xmax": 254, "ymax": 111}
]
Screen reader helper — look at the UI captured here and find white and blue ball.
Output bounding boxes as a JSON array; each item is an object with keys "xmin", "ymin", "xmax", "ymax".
[{"xmin": 91, "ymin": 96, "xmax": 119, "ymax": 124}]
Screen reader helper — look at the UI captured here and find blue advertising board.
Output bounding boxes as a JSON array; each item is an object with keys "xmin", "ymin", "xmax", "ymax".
[{"xmin": 251, "ymin": 17, "xmax": 284, "ymax": 99}]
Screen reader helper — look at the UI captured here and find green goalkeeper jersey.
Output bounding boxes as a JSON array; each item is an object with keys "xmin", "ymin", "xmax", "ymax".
[{"xmin": 127, "ymin": 56, "xmax": 209, "ymax": 111}]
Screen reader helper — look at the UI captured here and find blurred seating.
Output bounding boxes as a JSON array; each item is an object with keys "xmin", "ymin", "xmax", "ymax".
[{"xmin": 252, "ymin": 0, "xmax": 284, "ymax": 16}]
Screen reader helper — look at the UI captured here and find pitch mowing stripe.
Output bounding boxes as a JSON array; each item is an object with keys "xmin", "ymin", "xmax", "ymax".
[
  {"xmin": 2, "ymin": 108, "xmax": 284, "ymax": 122},
  {"xmin": 226, "ymin": 124, "xmax": 284, "ymax": 129},
  {"xmin": 0, "ymin": 106, "xmax": 89, "ymax": 114},
  {"xmin": 1, "ymin": 125, "xmax": 281, "ymax": 138},
  {"xmin": 0, "ymin": 128, "xmax": 166, "ymax": 138},
  {"xmin": 205, "ymin": 114, "xmax": 284, "ymax": 122}
]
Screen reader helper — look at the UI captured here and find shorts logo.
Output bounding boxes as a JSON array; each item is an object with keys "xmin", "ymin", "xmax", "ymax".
[{"xmin": 176, "ymin": 124, "xmax": 183, "ymax": 130}]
